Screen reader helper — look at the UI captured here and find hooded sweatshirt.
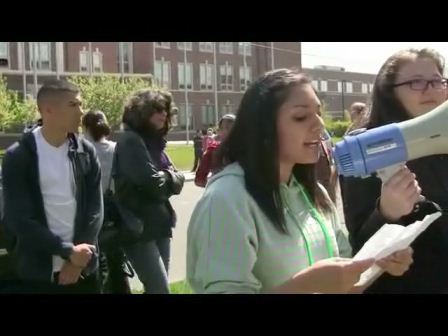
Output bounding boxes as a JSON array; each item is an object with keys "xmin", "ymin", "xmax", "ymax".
[{"xmin": 187, "ymin": 162, "xmax": 351, "ymax": 294}]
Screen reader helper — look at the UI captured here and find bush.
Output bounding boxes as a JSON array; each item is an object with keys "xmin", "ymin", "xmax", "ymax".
[
  {"xmin": 0, "ymin": 76, "xmax": 38, "ymax": 133},
  {"xmin": 325, "ymin": 119, "xmax": 351, "ymax": 138},
  {"xmin": 68, "ymin": 75, "xmax": 154, "ymax": 129}
]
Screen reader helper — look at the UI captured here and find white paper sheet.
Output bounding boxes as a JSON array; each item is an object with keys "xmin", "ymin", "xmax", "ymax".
[{"xmin": 353, "ymin": 212, "xmax": 442, "ymax": 286}]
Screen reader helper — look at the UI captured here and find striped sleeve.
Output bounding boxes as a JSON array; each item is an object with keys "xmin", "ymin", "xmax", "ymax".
[{"xmin": 187, "ymin": 187, "xmax": 262, "ymax": 294}]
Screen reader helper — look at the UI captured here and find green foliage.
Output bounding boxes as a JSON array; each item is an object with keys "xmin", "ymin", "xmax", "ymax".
[
  {"xmin": 0, "ymin": 76, "xmax": 38, "ymax": 132},
  {"xmin": 320, "ymin": 102, "xmax": 351, "ymax": 137},
  {"xmin": 68, "ymin": 75, "xmax": 153, "ymax": 129},
  {"xmin": 325, "ymin": 119, "xmax": 351, "ymax": 138}
]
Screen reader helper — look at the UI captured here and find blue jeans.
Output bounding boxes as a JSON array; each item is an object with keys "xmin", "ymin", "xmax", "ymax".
[{"xmin": 124, "ymin": 238, "xmax": 170, "ymax": 294}]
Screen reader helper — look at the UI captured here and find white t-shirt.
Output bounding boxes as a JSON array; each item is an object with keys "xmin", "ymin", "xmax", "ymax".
[{"xmin": 33, "ymin": 127, "xmax": 77, "ymax": 273}]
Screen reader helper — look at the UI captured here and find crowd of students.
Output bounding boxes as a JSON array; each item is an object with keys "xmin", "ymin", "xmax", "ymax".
[{"xmin": 0, "ymin": 46, "xmax": 446, "ymax": 294}]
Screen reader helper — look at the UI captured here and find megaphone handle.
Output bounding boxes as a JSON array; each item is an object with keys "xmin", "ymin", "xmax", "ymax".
[
  {"xmin": 378, "ymin": 164, "xmax": 427, "ymax": 206},
  {"xmin": 377, "ymin": 163, "xmax": 406, "ymax": 183}
]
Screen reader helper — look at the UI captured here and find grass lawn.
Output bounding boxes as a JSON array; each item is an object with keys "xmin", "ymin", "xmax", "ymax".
[
  {"xmin": 166, "ymin": 144, "xmax": 194, "ymax": 172},
  {"xmin": 132, "ymin": 280, "xmax": 193, "ymax": 294},
  {"xmin": 169, "ymin": 280, "xmax": 193, "ymax": 294},
  {"xmin": 0, "ymin": 146, "xmax": 195, "ymax": 171},
  {"xmin": 1, "ymin": 140, "xmax": 346, "ymax": 169},
  {"xmin": 1, "ymin": 141, "xmax": 348, "ymax": 168}
]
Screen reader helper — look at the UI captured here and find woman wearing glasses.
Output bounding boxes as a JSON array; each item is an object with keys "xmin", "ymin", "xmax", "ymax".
[{"xmin": 341, "ymin": 48, "xmax": 448, "ymax": 293}]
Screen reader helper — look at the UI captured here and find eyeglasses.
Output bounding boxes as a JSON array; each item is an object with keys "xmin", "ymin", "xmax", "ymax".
[{"xmin": 392, "ymin": 78, "xmax": 448, "ymax": 91}]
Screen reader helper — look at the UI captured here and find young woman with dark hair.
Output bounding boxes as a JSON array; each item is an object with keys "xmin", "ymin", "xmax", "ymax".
[
  {"xmin": 187, "ymin": 69, "xmax": 412, "ymax": 294},
  {"xmin": 82, "ymin": 110, "xmax": 132, "ymax": 294}
]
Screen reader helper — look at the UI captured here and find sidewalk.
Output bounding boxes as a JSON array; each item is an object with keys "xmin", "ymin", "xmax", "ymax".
[{"xmin": 181, "ymin": 171, "xmax": 195, "ymax": 182}]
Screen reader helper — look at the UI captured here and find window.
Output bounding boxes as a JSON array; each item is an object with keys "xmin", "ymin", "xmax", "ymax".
[
  {"xmin": 199, "ymin": 42, "xmax": 213, "ymax": 53},
  {"xmin": 117, "ymin": 42, "xmax": 131, "ymax": 73},
  {"xmin": 239, "ymin": 66, "xmax": 252, "ymax": 91},
  {"xmin": 178, "ymin": 62, "xmax": 193, "ymax": 90},
  {"xmin": 220, "ymin": 63, "xmax": 233, "ymax": 91},
  {"xmin": 177, "ymin": 42, "xmax": 192, "ymax": 51},
  {"xmin": 93, "ymin": 49, "xmax": 103, "ymax": 73},
  {"xmin": 337, "ymin": 81, "xmax": 342, "ymax": 93},
  {"xmin": 312, "ymin": 80, "xmax": 319, "ymax": 90},
  {"xmin": 154, "ymin": 60, "xmax": 171, "ymax": 88},
  {"xmin": 362, "ymin": 83, "xmax": 368, "ymax": 94},
  {"xmin": 0, "ymin": 42, "xmax": 9, "ymax": 67},
  {"xmin": 156, "ymin": 42, "xmax": 170, "ymax": 48},
  {"xmin": 79, "ymin": 49, "xmax": 88, "ymax": 72},
  {"xmin": 29, "ymin": 42, "xmax": 51, "ymax": 70},
  {"xmin": 201, "ymin": 105, "xmax": 215, "ymax": 126},
  {"xmin": 238, "ymin": 42, "xmax": 251, "ymax": 56},
  {"xmin": 346, "ymin": 82, "xmax": 353, "ymax": 93},
  {"xmin": 178, "ymin": 104, "xmax": 193, "ymax": 129},
  {"xmin": 369, "ymin": 83, "xmax": 374, "ymax": 92},
  {"xmin": 200, "ymin": 63, "xmax": 214, "ymax": 90},
  {"xmin": 320, "ymin": 80, "xmax": 328, "ymax": 92},
  {"xmin": 219, "ymin": 42, "xmax": 233, "ymax": 54},
  {"xmin": 80, "ymin": 47, "xmax": 103, "ymax": 73}
]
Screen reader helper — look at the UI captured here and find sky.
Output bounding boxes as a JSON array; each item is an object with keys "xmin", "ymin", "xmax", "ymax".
[{"xmin": 301, "ymin": 42, "xmax": 448, "ymax": 75}]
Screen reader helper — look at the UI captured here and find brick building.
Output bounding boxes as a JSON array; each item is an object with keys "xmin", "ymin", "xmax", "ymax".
[
  {"xmin": 303, "ymin": 65, "xmax": 376, "ymax": 119},
  {"xmin": 0, "ymin": 42, "xmax": 301, "ymax": 139}
]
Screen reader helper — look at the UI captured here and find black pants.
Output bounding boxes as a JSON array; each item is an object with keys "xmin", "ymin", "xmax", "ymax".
[
  {"xmin": 53, "ymin": 271, "xmax": 101, "ymax": 294},
  {"xmin": 192, "ymin": 150, "xmax": 203, "ymax": 172},
  {"xmin": 0, "ymin": 254, "xmax": 16, "ymax": 281},
  {"xmin": 4, "ymin": 271, "xmax": 101, "ymax": 294},
  {"xmin": 102, "ymin": 247, "xmax": 131, "ymax": 294}
]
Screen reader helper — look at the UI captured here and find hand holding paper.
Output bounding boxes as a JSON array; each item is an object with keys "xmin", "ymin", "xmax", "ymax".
[{"xmin": 353, "ymin": 212, "xmax": 442, "ymax": 286}]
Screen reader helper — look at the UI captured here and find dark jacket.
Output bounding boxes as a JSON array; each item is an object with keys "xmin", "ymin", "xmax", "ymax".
[
  {"xmin": 2, "ymin": 129, "xmax": 103, "ymax": 283},
  {"xmin": 114, "ymin": 127, "xmax": 184, "ymax": 241},
  {"xmin": 193, "ymin": 135, "xmax": 203, "ymax": 153},
  {"xmin": 341, "ymin": 154, "xmax": 448, "ymax": 293}
]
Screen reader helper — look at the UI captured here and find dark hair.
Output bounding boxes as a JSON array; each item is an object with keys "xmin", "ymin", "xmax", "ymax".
[
  {"xmin": 122, "ymin": 88, "xmax": 173, "ymax": 136},
  {"xmin": 368, "ymin": 48, "xmax": 445, "ymax": 129},
  {"xmin": 216, "ymin": 68, "xmax": 331, "ymax": 234},
  {"xmin": 37, "ymin": 79, "xmax": 80, "ymax": 111},
  {"xmin": 82, "ymin": 110, "xmax": 111, "ymax": 142},
  {"xmin": 201, "ymin": 129, "xmax": 207, "ymax": 136}
]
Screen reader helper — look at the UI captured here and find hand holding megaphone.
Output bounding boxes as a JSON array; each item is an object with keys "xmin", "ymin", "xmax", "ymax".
[
  {"xmin": 334, "ymin": 99, "xmax": 448, "ymax": 183},
  {"xmin": 379, "ymin": 165, "xmax": 425, "ymax": 221}
]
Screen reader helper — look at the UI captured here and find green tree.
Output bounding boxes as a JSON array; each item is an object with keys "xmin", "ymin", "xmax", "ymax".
[
  {"xmin": 0, "ymin": 76, "xmax": 38, "ymax": 132},
  {"xmin": 68, "ymin": 75, "xmax": 154, "ymax": 129}
]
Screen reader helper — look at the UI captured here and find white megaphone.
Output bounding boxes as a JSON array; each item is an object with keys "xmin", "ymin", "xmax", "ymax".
[{"xmin": 334, "ymin": 99, "xmax": 448, "ymax": 182}]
